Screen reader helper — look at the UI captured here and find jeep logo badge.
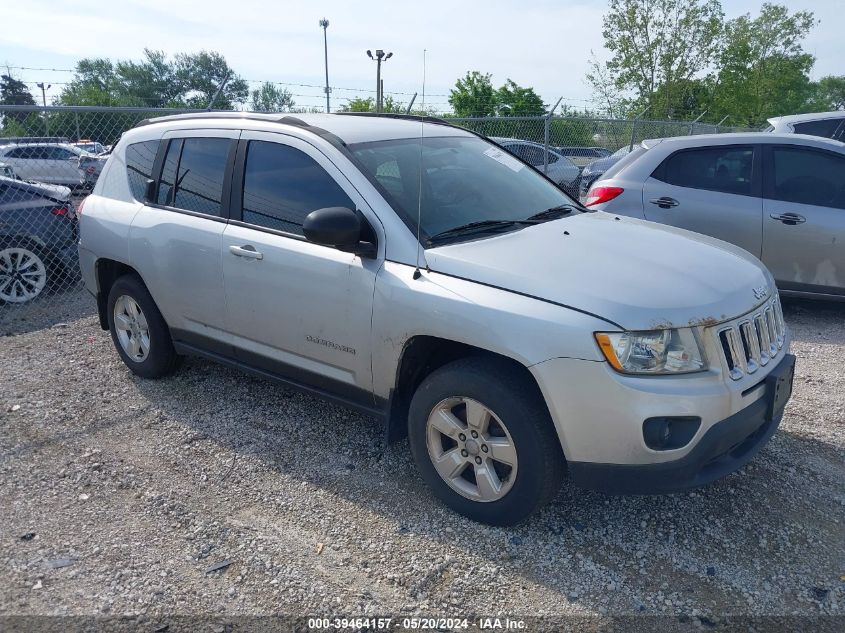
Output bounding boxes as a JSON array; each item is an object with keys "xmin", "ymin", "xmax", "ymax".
[{"xmin": 753, "ymin": 285, "xmax": 768, "ymax": 301}]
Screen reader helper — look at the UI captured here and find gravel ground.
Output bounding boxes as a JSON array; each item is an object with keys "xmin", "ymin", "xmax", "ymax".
[{"xmin": 1, "ymin": 295, "xmax": 843, "ymax": 627}]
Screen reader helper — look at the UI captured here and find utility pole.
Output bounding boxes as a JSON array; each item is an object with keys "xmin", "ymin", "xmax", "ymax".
[
  {"xmin": 36, "ymin": 82, "xmax": 50, "ymax": 135},
  {"xmin": 366, "ymin": 49, "xmax": 392, "ymax": 112},
  {"xmin": 319, "ymin": 18, "xmax": 331, "ymax": 112}
]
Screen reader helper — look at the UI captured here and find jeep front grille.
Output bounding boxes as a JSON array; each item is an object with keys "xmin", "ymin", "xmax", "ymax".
[{"xmin": 717, "ymin": 296, "xmax": 785, "ymax": 381}]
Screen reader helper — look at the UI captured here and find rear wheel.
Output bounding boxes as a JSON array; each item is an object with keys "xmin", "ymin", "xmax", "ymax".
[
  {"xmin": 408, "ymin": 357, "xmax": 564, "ymax": 525},
  {"xmin": 107, "ymin": 275, "xmax": 181, "ymax": 378},
  {"xmin": 0, "ymin": 244, "xmax": 48, "ymax": 304}
]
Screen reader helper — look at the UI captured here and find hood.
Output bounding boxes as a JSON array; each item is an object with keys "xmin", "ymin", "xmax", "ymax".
[{"xmin": 425, "ymin": 211, "xmax": 771, "ymax": 331}]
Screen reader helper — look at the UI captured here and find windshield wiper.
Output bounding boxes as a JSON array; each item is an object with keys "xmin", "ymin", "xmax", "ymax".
[
  {"xmin": 426, "ymin": 219, "xmax": 532, "ymax": 245},
  {"xmin": 525, "ymin": 204, "xmax": 580, "ymax": 222}
]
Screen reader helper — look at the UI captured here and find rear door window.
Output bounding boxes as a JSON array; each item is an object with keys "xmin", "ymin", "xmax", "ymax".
[
  {"xmin": 654, "ymin": 146, "xmax": 755, "ymax": 196},
  {"xmin": 156, "ymin": 137, "xmax": 231, "ymax": 216},
  {"xmin": 157, "ymin": 139, "xmax": 182, "ymax": 206}
]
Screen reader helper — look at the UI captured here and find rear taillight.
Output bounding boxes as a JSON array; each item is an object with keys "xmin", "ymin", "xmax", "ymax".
[
  {"xmin": 584, "ymin": 186, "xmax": 624, "ymax": 207},
  {"xmin": 50, "ymin": 206, "xmax": 70, "ymax": 216}
]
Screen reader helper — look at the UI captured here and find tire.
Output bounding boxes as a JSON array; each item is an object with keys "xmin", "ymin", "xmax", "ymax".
[
  {"xmin": 408, "ymin": 356, "xmax": 565, "ymax": 525},
  {"xmin": 106, "ymin": 274, "xmax": 182, "ymax": 378},
  {"xmin": 0, "ymin": 242, "xmax": 50, "ymax": 304}
]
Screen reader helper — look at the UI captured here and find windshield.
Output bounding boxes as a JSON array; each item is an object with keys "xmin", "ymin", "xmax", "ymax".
[{"xmin": 349, "ymin": 135, "xmax": 576, "ymax": 242}]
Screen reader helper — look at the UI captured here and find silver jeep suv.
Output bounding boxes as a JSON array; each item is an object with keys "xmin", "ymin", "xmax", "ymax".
[{"xmin": 78, "ymin": 112, "xmax": 795, "ymax": 525}]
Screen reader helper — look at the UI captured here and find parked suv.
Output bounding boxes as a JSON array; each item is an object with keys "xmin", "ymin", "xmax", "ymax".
[
  {"xmin": 78, "ymin": 113, "xmax": 794, "ymax": 524},
  {"xmin": 766, "ymin": 111, "xmax": 845, "ymax": 142},
  {"xmin": 584, "ymin": 133, "xmax": 845, "ymax": 300}
]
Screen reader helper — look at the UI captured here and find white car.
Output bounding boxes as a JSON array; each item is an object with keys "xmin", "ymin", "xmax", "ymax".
[
  {"xmin": 78, "ymin": 113, "xmax": 794, "ymax": 524},
  {"xmin": 0, "ymin": 143, "xmax": 92, "ymax": 188},
  {"xmin": 766, "ymin": 111, "xmax": 845, "ymax": 142}
]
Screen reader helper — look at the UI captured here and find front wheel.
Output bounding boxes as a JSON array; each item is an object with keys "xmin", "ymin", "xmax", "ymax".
[{"xmin": 408, "ymin": 357, "xmax": 564, "ymax": 525}]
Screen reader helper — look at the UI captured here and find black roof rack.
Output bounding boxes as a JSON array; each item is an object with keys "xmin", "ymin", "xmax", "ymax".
[
  {"xmin": 132, "ymin": 112, "xmax": 347, "ymax": 147},
  {"xmin": 335, "ymin": 111, "xmax": 454, "ymax": 127}
]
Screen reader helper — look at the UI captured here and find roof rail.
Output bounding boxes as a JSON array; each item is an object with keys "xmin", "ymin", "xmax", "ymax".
[
  {"xmin": 132, "ymin": 111, "xmax": 347, "ymax": 147},
  {"xmin": 133, "ymin": 111, "xmax": 284, "ymax": 129},
  {"xmin": 335, "ymin": 111, "xmax": 454, "ymax": 127}
]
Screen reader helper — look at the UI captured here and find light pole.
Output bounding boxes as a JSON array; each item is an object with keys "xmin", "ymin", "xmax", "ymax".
[
  {"xmin": 319, "ymin": 18, "xmax": 331, "ymax": 113},
  {"xmin": 36, "ymin": 82, "xmax": 50, "ymax": 135},
  {"xmin": 366, "ymin": 49, "xmax": 392, "ymax": 112}
]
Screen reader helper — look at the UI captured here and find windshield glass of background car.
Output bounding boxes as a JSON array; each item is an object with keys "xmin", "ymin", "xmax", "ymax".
[{"xmin": 349, "ymin": 136, "xmax": 574, "ymax": 240}]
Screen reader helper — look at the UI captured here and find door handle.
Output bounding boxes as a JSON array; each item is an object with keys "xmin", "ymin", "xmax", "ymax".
[
  {"xmin": 229, "ymin": 245, "xmax": 263, "ymax": 260},
  {"xmin": 649, "ymin": 196, "xmax": 679, "ymax": 209},
  {"xmin": 769, "ymin": 212, "xmax": 806, "ymax": 226}
]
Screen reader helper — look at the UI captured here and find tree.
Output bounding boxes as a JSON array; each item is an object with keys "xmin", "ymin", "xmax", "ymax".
[
  {"xmin": 56, "ymin": 50, "xmax": 249, "ymax": 110},
  {"xmin": 337, "ymin": 95, "xmax": 405, "ymax": 113},
  {"xmin": 1, "ymin": 73, "xmax": 36, "ymax": 107},
  {"xmin": 811, "ymin": 76, "xmax": 845, "ymax": 111},
  {"xmin": 449, "ymin": 71, "xmax": 497, "ymax": 117},
  {"xmin": 711, "ymin": 4, "xmax": 817, "ymax": 126},
  {"xmin": 585, "ymin": 53, "xmax": 630, "ymax": 118},
  {"xmin": 1, "ymin": 73, "xmax": 38, "ymax": 130},
  {"xmin": 496, "ymin": 80, "xmax": 545, "ymax": 116},
  {"xmin": 594, "ymin": 0, "xmax": 724, "ymax": 118},
  {"xmin": 250, "ymin": 82, "xmax": 295, "ymax": 112},
  {"xmin": 174, "ymin": 51, "xmax": 249, "ymax": 109}
]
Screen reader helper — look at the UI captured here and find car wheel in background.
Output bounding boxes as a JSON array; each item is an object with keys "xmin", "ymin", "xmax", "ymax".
[
  {"xmin": 0, "ymin": 243, "xmax": 49, "ymax": 304},
  {"xmin": 408, "ymin": 357, "xmax": 565, "ymax": 525},
  {"xmin": 107, "ymin": 274, "xmax": 182, "ymax": 378}
]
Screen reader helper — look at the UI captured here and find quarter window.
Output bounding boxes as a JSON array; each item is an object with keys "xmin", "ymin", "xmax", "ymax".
[
  {"xmin": 240, "ymin": 141, "xmax": 354, "ymax": 236},
  {"xmin": 769, "ymin": 146, "xmax": 845, "ymax": 209},
  {"xmin": 125, "ymin": 140, "xmax": 160, "ymax": 201},
  {"xmin": 655, "ymin": 146, "xmax": 754, "ymax": 196}
]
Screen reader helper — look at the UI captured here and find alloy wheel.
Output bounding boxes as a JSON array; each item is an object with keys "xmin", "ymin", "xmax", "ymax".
[
  {"xmin": 426, "ymin": 397, "xmax": 518, "ymax": 502},
  {"xmin": 113, "ymin": 295, "xmax": 151, "ymax": 362},
  {"xmin": 0, "ymin": 246, "xmax": 48, "ymax": 304}
]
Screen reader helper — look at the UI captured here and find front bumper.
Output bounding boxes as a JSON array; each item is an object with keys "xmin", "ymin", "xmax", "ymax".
[
  {"xmin": 568, "ymin": 354, "xmax": 794, "ymax": 493},
  {"xmin": 530, "ymin": 325, "xmax": 793, "ymax": 470}
]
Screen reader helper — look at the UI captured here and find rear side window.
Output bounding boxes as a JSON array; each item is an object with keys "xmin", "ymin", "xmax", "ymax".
[
  {"xmin": 157, "ymin": 137, "xmax": 231, "ymax": 216},
  {"xmin": 240, "ymin": 140, "xmax": 354, "ymax": 236},
  {"xmin": 125, "ymin": 140, "xmax": 159, "ymax": 201},
  {"xmin": 654, "ymin": 146, "xmax": 754, "ymax": 196},
  {"xmin": 768, "ymin": 146, "xmax": 845, "ymax": 209},
  {"xmin": 792, "ymin": 118, "xmax": 843, "ymax": 140}
]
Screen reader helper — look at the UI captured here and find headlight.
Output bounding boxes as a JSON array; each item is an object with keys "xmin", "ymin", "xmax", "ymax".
[{"xmin": 594, "ymin": 328, "xmax": 706, "ymax": 375}]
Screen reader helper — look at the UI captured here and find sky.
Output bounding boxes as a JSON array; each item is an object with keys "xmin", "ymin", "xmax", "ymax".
[{"xmin": 2, "ymin": 0, "xmax": 842, "ymax": 113}]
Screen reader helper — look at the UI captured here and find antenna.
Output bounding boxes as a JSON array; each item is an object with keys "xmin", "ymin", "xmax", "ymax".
[{"xmin": 413, "ymin": 49, "xmax": 426, "ymax": 280}]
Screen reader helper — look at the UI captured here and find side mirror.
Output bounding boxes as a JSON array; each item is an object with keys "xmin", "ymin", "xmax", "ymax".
[{"xmin": 303, "ymin": 207, "xmax": 375, "ymax": 257}]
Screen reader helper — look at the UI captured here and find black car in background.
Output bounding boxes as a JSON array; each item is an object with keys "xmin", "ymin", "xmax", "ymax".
[
  {"xmin": 578, "ymin": 145, "xmax": 633, "ymax": 201},
  {"xmin": 0, "ymin": 177, "xmax": 78, "ymax": 304}
]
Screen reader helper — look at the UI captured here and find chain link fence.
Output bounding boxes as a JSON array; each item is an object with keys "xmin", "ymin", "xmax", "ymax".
[{"xmin": 0, "ymin": 104, "xmax": 749, "ymax": 332}]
